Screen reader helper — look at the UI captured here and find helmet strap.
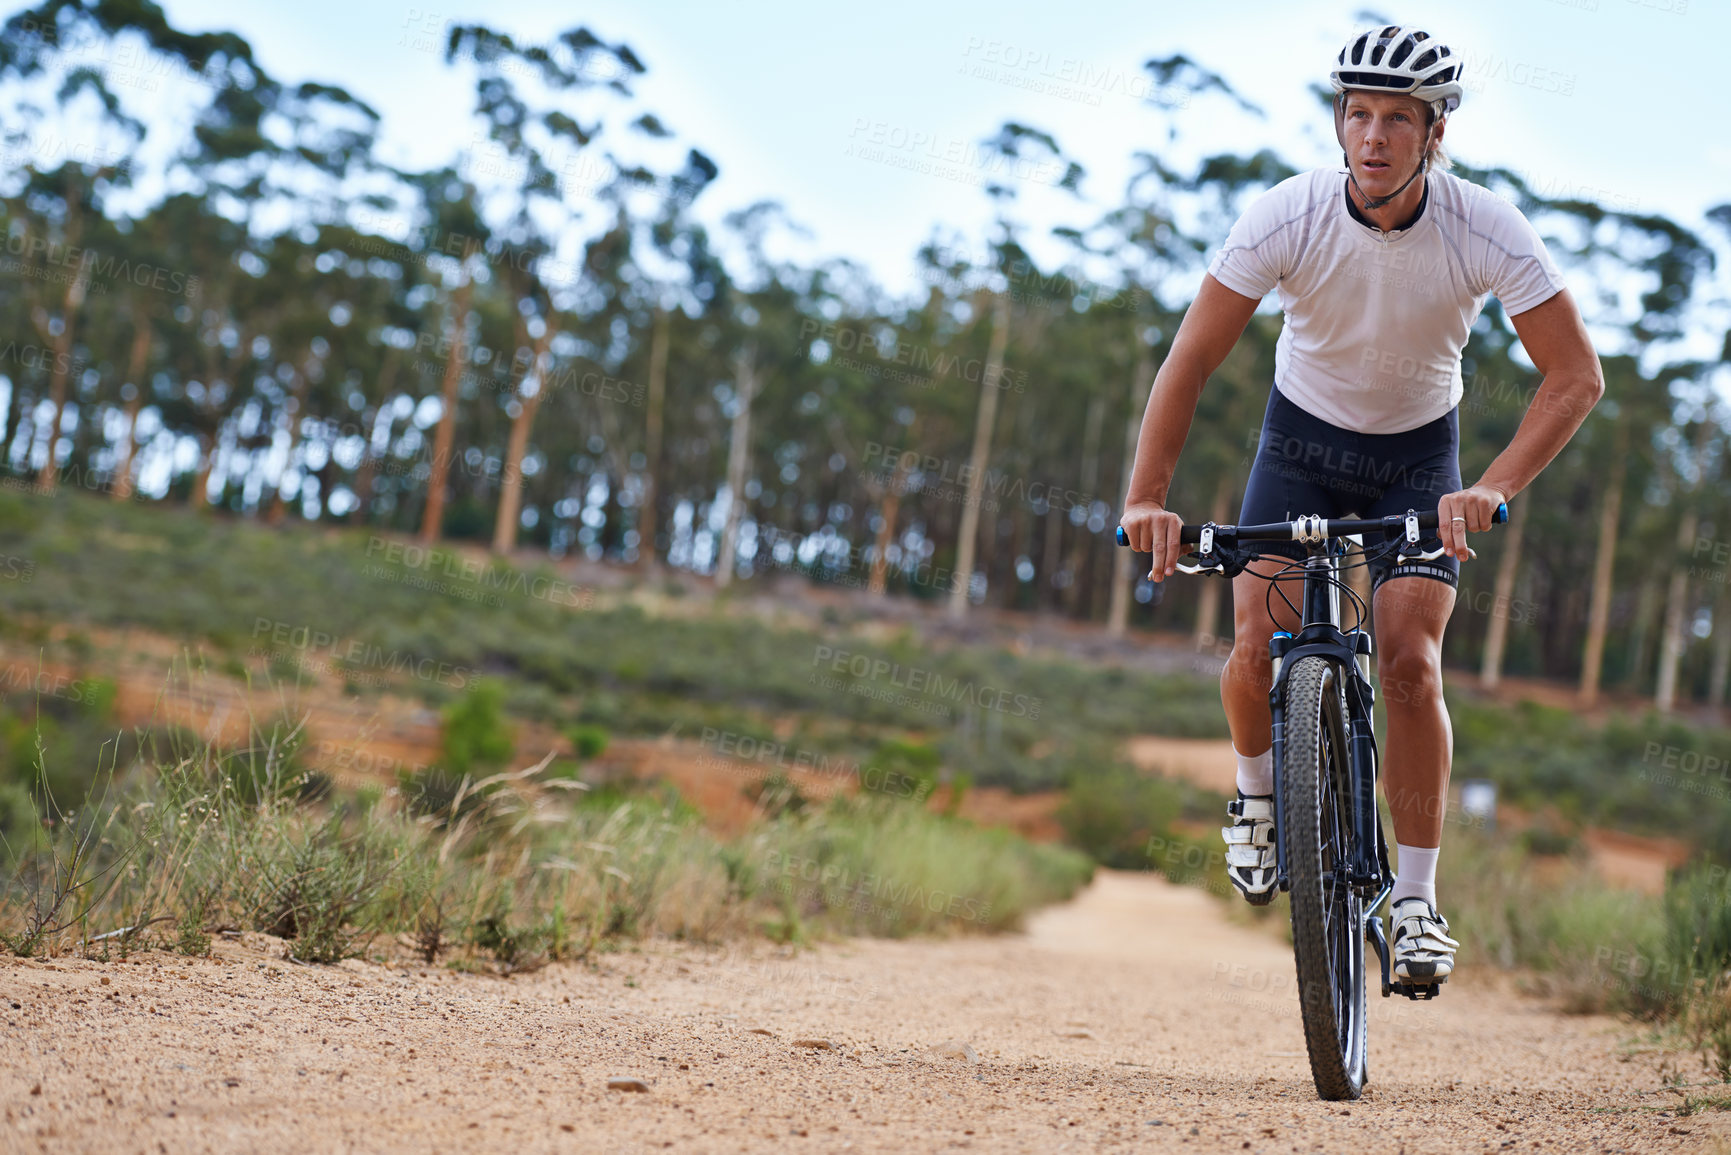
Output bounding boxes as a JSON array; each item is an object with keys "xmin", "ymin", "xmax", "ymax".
[{"xmin": 1344, "ymin": 120, "xmax": 1435, "ymax": 215}]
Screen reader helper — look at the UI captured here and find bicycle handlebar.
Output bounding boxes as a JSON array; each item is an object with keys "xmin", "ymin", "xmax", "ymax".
[{"xmin": 1113, "ymin": 504, "xmax": 1507, "ymax": 550}]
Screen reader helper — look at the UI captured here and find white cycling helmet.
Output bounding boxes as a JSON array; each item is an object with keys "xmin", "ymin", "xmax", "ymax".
[
  {"xmin": 1330, "ymin": 26, "xmax": 1461, "ymax": 209},
  {"xmin": 1330, "ymin": 26, "xmax": 1463, "ymax": 118}
]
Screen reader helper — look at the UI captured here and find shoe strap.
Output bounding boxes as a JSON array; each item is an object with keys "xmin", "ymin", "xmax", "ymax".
[
  {"xmin": 1228, "ymin": 795, "xmax": 1274, "ymax": 822},
  {"xmin": 1393, "ymin": 903, "xmax": 1459, "ymax": 950}
]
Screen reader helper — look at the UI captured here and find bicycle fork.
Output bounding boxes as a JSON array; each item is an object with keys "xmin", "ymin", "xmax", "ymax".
[{"xmin": 1267, "ymin": 625, "xmax": 1425, "ymax": 1000}]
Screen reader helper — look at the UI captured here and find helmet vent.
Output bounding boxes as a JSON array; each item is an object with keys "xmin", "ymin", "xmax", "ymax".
[
  {"xmin": 1336, "ymin": 71, "xmax": 1410, "ymax": 91},
  {"xmin": 1331, "ymin": 26, "xmax": 1464, "ymax": 113}
]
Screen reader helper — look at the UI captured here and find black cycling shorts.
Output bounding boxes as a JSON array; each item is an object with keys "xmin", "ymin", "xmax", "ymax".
[{"xmin": 1237, "ymin": 384, "xmax": 1461, "ymax": 593}]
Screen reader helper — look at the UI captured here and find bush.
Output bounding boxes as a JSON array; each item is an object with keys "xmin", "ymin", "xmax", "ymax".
[
  {"xmin": 442, "ymin": 681, "xmax": 514, "ymax": 775},
  {"xmin": 759, "ymin": 796, "xmax": 1094, "ymax": 936},
  {"xmin": 0, "ymin": 781, "xmax": 39, "ymax": 856},
  {"xmin": 1057, "ymin": 765, "xmax": 1187, "ymax": 869},
  {"xmin": 567, "ymin": 724, "xmax": 609, "ymax": 760},
  {"xmin": 1658, "ymin": 865, "xmax": 1731, "ymax": 1009},
  {"xmin": 861, "ymin": 739, "xmax": 940, "ymax": 801}
]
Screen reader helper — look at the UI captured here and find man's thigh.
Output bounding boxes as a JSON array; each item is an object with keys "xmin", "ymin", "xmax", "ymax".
[{"xmin": 1372, "ymin": 575, "xmax": 1454, "ymax": 703}]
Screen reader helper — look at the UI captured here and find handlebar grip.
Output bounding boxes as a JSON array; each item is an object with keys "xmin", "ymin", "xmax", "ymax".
[
  {"xmin": 1115, "ymin": 525, "xmax": 1202, "ymax": 548},
  {"xmin": 1493, "ymin": 502, "xmax": 1508, "ymax": 525}
]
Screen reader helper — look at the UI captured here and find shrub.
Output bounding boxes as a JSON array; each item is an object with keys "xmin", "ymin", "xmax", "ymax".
[
  {"xmin": 861, "ymin": 739, "xmax": 940, "ymax": 800},
  {"xmin": 568, "ymin": 724, "xmax": 609, "ymax": 760},
  {"xmin": 442, "ymin": 681, "xmax": 514, "ymax": 775},
  {"xmin": 1057, "ymin": 765, "xmax": 1186, "ymax": 869}
]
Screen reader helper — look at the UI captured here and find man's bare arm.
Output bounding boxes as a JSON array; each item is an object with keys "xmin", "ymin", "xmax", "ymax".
[
  {"xmin": 1437, "ymin": 288, "xmax": 1603, "ymax": 558},
  {"xmin": 1122, "ymin": 273, "xmax": 1262, "ymax": 579}
]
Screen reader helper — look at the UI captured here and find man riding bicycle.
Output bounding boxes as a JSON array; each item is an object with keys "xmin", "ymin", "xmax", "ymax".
[{"xmin": 1119, "ymin": 25, "xmax": 1602, "ymax": 989}]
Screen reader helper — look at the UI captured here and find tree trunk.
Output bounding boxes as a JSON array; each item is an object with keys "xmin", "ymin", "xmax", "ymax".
[
  {"xmin": 353, "ymin": 346, "xmax": 400, "ymax": 521},
  {"xmin": 1041, "ymin": 505, "xmax": 1063, "ymax": 610},
  {"xmin": 268, "ymin": 361, "xmax": 312, "ymax": 525},
  {"xmin": 1061, "ymin": 394, "xmax": 1107, "ymax": 616},
  {"xmin": 2, "ymin": 383, "xmax": 28, "ymax": 474},
  {"xmin": 1708, "ymin": 585, "xmax": 1730, "ymax": 709},
  {"xmin": 640, "ymin": 307, "xmax": 670, "ymax": 572},
  {"xmin": 1653, "ymin": 421, "xmax": 1713, "ymax": 712},
  {"xmin": 948, "ymin": 291, "xmax": 1011, "ymax": 618},
  {"xmin": 111, "ymin": 322, "xmax": 152, "ymax": 501},
  {"xmin": 1479, "ymin": 495, "xmax": 1525, "ymax": 689},
  {"xmin": 35, "ymin": 277, "xmax": 91, "ymax": 492},
  {"xmin": 1578, "ymin": 448, "xmax": 1626, "ymax": 706},
  {"xmin": 1626, "ymin": 577, "xmax": 1661, "ymax": 692},
  {"xmin": 1655, "ymin": 508, "xmax": 1700, "ymax": 713},
  {"xmin": 190, "ymin": 430, "xmax": 216, "ymax": 510},
  {"xmin": 492, "ymin": 326, "xmax": 557, "ymax": 554},
  {"xmin": 714, "ymin": 338, "xmax": 757, "ymax": 588},
  {"xmin": 35, "ymin": 180, "xmax": 88, "ymax": 492},
  {"xmin": 419, "ymin": 269, "xmax": 475, "ymax": 545},
  {"xmin": 1108, "ymin": 336, "xmax": 1156, "ymax": 636},
  {"xmin": 867, "ymin": 446, "xmax": 915, "ymax": 597},
  {"xmin": 1193, "ymin": 476, "xmax": 1234, "ymax": 649}
]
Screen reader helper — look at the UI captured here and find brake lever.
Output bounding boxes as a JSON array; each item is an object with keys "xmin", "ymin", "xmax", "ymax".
[
  {"xmin": 1394, "ymin": 510, "xmax": 1445, "ymax": 564},
  {"xmin": 1176, "ymin": 557, "xmax": 1227, "ymax": 576}
]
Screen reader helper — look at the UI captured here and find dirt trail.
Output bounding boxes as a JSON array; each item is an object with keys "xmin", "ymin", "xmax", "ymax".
[{"xmin": 4, "ymin": 871, "xmax": 1721, "ymax": 1154}]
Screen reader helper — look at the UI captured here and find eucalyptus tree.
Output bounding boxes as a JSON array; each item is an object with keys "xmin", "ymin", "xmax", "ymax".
[
  {"xmin": 609, "ymin": 144, "xmax": 721, "ymax": 571},
  {"xmin": 533, "ymin": 142, "xmax": 722, "ymax": 566},
  {"xmin": 706, "ymin": 200, "xmax": 817, "ymax": 587},
  {"xmin": 0, "ymin": 0, "xmax": 386, "ymax": 492},
  {"xmin": 400, "ymin": 166, "xmax": 490, "ymax": 544},
  {"xmin": 946, "ymin": 122, "xmax": 1084, "ymax": 618},
  {"xmin": 430, "ymin": 23, "xmax": 656, "ymax": 553},
  {"xmin": 1087, "ymin": 156, "xmax": 1203, "ymax": 635}
]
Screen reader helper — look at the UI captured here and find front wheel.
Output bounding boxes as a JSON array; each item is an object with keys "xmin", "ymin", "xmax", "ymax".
[{"xmin": 1281, "ymin": 655, "xmax": 1367, "ymax": 1100}]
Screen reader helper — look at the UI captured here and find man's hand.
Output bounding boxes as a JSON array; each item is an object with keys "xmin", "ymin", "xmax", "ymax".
[
  {"xmin": 1436, "ymin": 484, "xmax": 1508, "ymax": 561},
  {"xmin": 1120, "ymin": 502, "xmax": 1186, "ymax": 581}
]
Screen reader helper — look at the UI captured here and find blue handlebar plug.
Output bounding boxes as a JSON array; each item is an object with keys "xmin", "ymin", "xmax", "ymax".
[
  {"xmin": 1493, "ymin": 502, "xmax": 1508, "ymax": 525},
  {"xmin": 1115, "ymin": 526, "xmax": 1128, "ymax": 548}
]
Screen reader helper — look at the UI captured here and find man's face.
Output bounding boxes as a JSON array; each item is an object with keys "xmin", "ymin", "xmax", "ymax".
[{"xmin": 1342, "ymin": 91, "xmax": 1440, "ymax": 198}]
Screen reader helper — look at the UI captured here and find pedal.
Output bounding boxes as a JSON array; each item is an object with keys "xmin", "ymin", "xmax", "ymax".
[
  {"xmin": 1388, "ymin": 978, "xmax": 1446, "ymax": 1001},
  {"xmin": 1366, "ymin": 914, "xmax": 1391, "ymax": 998}
]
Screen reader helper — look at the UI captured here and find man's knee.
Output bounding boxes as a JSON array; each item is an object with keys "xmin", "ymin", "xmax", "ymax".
[
  {"xmin": 1224, "ymin": 631, "xmax": 1275, "ymax": 694},
  {"xmin": 1377, "ymin": 637, "xmax": 1441, "ymax": 706}
]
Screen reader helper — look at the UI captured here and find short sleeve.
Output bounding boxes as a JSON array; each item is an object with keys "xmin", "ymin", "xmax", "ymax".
[
  {"xmin": 1207, "ymin": 178, "xmax": 1310, "ymax": 300},
  {"xmin": 1479, "ymin": 202, "xmax": 1566, "ymax": 316}
]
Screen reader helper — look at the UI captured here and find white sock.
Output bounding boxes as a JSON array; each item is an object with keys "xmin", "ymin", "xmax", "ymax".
[
  {"xmin": 1391, "ymin": 844, "xmax": 1439, "ymax": 908},
  {"xmin": 1234, "ymin": 746, "xmax": 1273, "ymax": 797}
]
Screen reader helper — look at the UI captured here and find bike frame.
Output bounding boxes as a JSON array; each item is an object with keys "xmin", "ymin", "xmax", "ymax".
[
  {"xmin": 1263, "ymin": 539, "xmax": 1400, "ymax": 992},
  {"xmin": 1265, "ymin": 538, "xmax": 1393, "ymax": 900}
]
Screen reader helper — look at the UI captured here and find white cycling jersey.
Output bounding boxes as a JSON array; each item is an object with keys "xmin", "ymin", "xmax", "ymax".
[{"xmin": 1207, "ymin": 167, "xmax": 1566, "ymax": 435}]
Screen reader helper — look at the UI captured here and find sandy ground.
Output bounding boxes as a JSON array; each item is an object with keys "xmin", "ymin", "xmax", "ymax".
[{"xmin": 4, "ymin": 870, "xmax": 1724, "ymax": 1155}]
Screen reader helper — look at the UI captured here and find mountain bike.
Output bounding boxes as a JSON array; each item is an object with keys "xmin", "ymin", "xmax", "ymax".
[{"xmin": 1116, "ymin": 504, "xmax": 1506, "ymax": 1101}]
